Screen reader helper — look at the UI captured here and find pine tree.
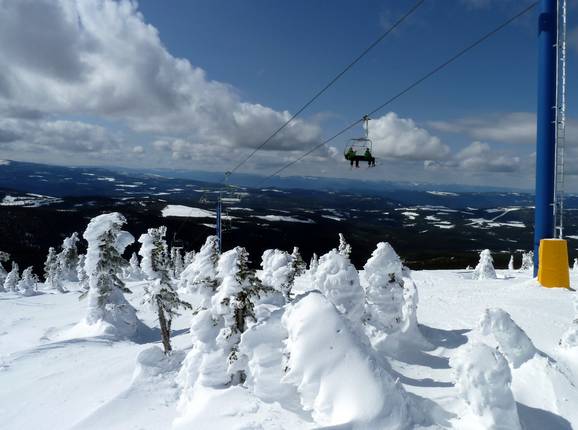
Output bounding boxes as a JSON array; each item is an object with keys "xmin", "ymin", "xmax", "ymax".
[
  {"xmin": 83, "ymin": 212, "xmax": 138, "ymax": 338},
  {"xmin": 0, "ymin": 261, "xmax": 7, "ymax": 292},
  {"xmin": 520, "ymin": 251, "xmax": 534, "ymax": 272},
  {"xmin": 573, "ymin": 258, "xmax": 578, "ymax": 272},
  {"xmin": 18, "ymin": 267, "xmax": 39, "ymax": 296},
  {"xmin": 4, "ymin": 262, "xmax": 20, "ymax": 292},
  {"xmin": 309, "ymin": 253, "xmax": 319, "ymax": 274},
  {"xmin": 170, "ymin": 247, "xmax": 185, "ymax": 279},
  {"xmin": 508, "ymin": 255, "xmax": 514, "ymax": 271},
  {"xmin": 179, "ymin": 236, "xmax": 219, "ymax": 307},
  {"xmin": 44, "ymin": 247, "xmax": 65, "ymax": 292},
  {"xmin": 124, "ymin": 252, "xmax": 144, "ymax": 281},
  {"xmin": 473, "ymin": 249, "xmax": 497, "ymax": 280},
  {"xmin": 184, "ymin": 250, "xmax": 195, "ymax": 267},
  {"xmin": 139, "ymin": 226, "xmax": 191, "ymax": 354},
  {"xmin": 57, "ymin": 232, "xmax": 80, "ymax": 281},
  {"xmin": 338, "ymin": 233, "xmax": 352, "ymax": 258},
  {"xmin": 77, "ymin": 254, "xmax": 89, "ymax": 294},
  {"xmin": 259, "ymin": 249, "xmax": 294, "ymax": 300},
  {"xmin": 290, "ymin": 246, "xmax": 306, "ymax": 276}
]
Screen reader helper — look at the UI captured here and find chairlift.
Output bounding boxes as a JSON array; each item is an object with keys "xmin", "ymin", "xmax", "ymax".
[{"xmin": 344, "ymin": 115, "xmax": 376, "ymax": 168}]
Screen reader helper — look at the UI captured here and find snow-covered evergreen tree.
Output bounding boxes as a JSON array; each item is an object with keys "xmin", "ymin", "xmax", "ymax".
[
  {"xmin": 520, "ymin": 251, "xmax": 534, "ymax": 272},
  {"xmin": 57, "ymin": 232, "xmax": 80, "ymax": 281},
  {"xmin": 18, "ymin": 267, "xmax": 39, "ymax": 296},
  {"xmin": 4, "ymin": 262, "xmax": 20, "ymax": 292},
  {"xmin": 309, "ymin": 252, "xmax": 319, "ymax": 274},
  {"xmin": 472, "ymin": 249, "xmax": 497, "ymax": 280},
  {"xmin": 139, "ymin": 226, "xmax": 191, "ymax": 354},
  {"xmin": 290, "ymin": 247, "xmax": 306, "ymax": 277},
  {"xmin": 183, "ymin": 250, "xmax": 195, "ymax": 267},
  {"xmin": 170, "ymin": 247, "xmax": 185, "ymax": 279},
  {"xmin": 573, "ymin": 258, "xmax": 578, "ymax": 273},
  {"xmin": 361, "ymin": 242, "xmax": 405, "ymax": 334},
  {"xmin": 77, "ymin": 254, "xmax": 89, "ymax": 293},
  {"xmin": 44, "ymin": 247, "xmax": 65, "ymax": 292},
  {"xmin": 338, "ymin": 233, "xmax": 352, "ymax": 258},
  {"xmin": 212, "ymin": 246, "xmax": 265, "ymax": 384},
  {"xmin": 82, "ymin": 212, "xmax": 138, "ymax": 338},
  {"xmin": 179, "ymin": 236, "xmax": 219, "ymax": 307},
  {"xmin": 0, "ymin": 261, "xmax": 7, "ymax": 292},
  {"xmin": 508, "ymin": 255, "xmax": 514, "ymax": 271},
  {"xmin": 124, "ymin": 252, "xmax": 144, "ymax": 281},
  {"xmin": 259, "ymin": 249, "xmax": 294, "ymax": 300},
  {"xmin": 312, "ymin": 248, "xmax": 364, "ymax": 322}
]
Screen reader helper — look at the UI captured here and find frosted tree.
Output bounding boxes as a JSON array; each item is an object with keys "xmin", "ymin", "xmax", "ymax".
[
  {"xmin": 472, "ymin": 249, "xmax": 497, "ymax": 280},
  {"xmin": 18, "ymin": 267, "xmax": 39, "ymax": 296},
  {"xmin": 312, "ymin": 248, "xmax": 364, "ymax": 322},
  {"xmin": 77, "ymin": 254, "xmax": 89, "ymax": 293},
  {"xmin": 124, "ymin": 252, "xmax": 144, "ymax": 281},
  {"xmin": 361, "ymin": 242, "xmax": 405, "ymax": 334},
  {"xmin": 450, "ymin": 343, "xmax": 521, "ymax": 430},
  {"xmin": 44, "ymin": 247, "xmax": 65, "ymax": 292},
  {"xmin": 520, "ymin": 251, "xmax": 534, "ymax": 272},
  {"xmin": 179, "ymin": 236, "xmax": 219, "ymax": 307},
  {"xmin": 183, "ymin": 250, "xmax": 195, "ymax": 267},
  {"xmin": 309, "ymin": 252, "xmax": 319, "ymax": 274},
  {"xmin": 290, "ymin": 247, "xmax": 306, "ymax": 277},
  {"xmin": 573, "ymin": 258, "xmax": 578, "ymax": 273},
  {"xmin": 212, "ymin": 247, "xmax": 266, "ymax": 384},
  {"xmin": 338, "ymin": 233, "xmax": 352, "ymax": 258},
  {"xmin": 508, "ymin": 255, "xmax": 514, "ymax": 271},
  {"xmin": 58, "ymin": 232, "xmax": 80, "ymax": 281},
  {"xmin": 4, "ymin": 262, "xmax": 20, "ymax": 292},
  {"xmin": 259, "ymin": 249, "xmax": 294, "ymax": 300},
  {"xmin": 170, "ymin": 247, "xmax": 185, "ymax": 279},
  {"xmin": 139, "ymin": 226, "xmax": 191, "ymax": 354},
  {"xmin": 82, "ymin": 212, "xmax": 138, "ymax": 338},
  {"xmin": 0, "ymin": 262, "xmax": 7, "ymax": 292},
  {"xmin": 0, "ymin": 251, "xmax": 10, "ymax": 263}
]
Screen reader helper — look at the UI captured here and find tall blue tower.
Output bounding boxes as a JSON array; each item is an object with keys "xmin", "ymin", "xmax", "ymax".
[{"xmin": 533, "ymin": 0, "xmax": 558, "ymax": 275}]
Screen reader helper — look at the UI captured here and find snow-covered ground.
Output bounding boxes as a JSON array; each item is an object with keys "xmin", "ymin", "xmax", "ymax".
[{"xmin": 1, "ymin": 270, "xmax": 577, "ymax": 429}]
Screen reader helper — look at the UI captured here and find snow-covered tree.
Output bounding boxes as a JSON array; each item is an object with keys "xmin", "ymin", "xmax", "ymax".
[
  {"xmin": 259, "ymin": 249, "xmax": 294, "ymax": 300},
  {"xmin": 183, "ymin": 250, "xmax": 195, "ymax": 267},
  {"xmin": 520, "ymin": 251, "xmax": 534, "ymax": 272},
  {"xmin": 212, "ymin": 247, "xmax": 266, "ymax": 384},
  {"xmin": 170, "ymin": 247, "xmax": 185, "ymax": 279},
  {"xmin": 361, "ymin": 242, "xmax": 405, "ymax": 334},
  {"xmin": 0, "ymin": 251, "xmax": 10, "ymax": 263},
  {"xmin": 57, "ymin": 232, "xmax": 80, "ymax": 281},
  {"xmin": 450, "ymin": 343, "xmax": 521, "ymax": 430},
  {"xmin": 309, "ymin": 252, "xmax": 319, "ymax": 274},
  {"xmin": 123, "ymin": 252, "xmax": 144, "ymax": 281},
  {"xmin": 82, "ymin": 212, "xmax": 138, "ymax": 338},
  {"xmin": 4, "ymin": 262, "xmax": 20, "ymax": 292},
  {"xmin": 0, "ymin": 262, "xmax": 7, "ymax": 292},
  {"xmin": 18, "ymin": 266, "xmax": 39, "ymax": 296},
  {"xmin": 139, "ymin": 226, "xmax": 191, "ymax": 354},
  {"xmin": 573, "ymin": 258, "xmax": 578, "ymax": 273},
  {"xmin": 290, "ymin": 247, "xmax": 306, "ymax": 277},
  {"xmin": 472, "ymin": 249, "xmax": 497, "ymax": 280},
  {"xmin": 77, "ymin": 254, "xmax": 89, "ymax": 293},
  {"xmin": 338, "ymin": 233, "xmax": 352, "ymax": 258},
  {"xmin": 179, "ymin": 236, "xmax": 219, "ymax": 307},
  {"xmin": 44, "ymin": 247, "xmax": 65, "ymax": 292},
  {"xmin": 312, "ymin": 248, "xmax": 364, "ymax": 322},
  {"xmin": 508, "ymin": 255, "xmax": 514, "ymax": 271}
]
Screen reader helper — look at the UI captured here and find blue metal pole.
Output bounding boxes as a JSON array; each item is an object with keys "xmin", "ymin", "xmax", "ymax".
[
  {"xmin": 216, "ymin": 194, "xmax": 222, "ymax": 254},
  {"xmin": 533, "ymin": 0, "xmax": 557, "ymax": 276}
]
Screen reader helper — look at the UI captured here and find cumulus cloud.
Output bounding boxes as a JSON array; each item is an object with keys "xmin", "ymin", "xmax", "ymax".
[
  {"xmin": 368, "ymin": 112, "xmax": 449, "ymax": 160},
  {"xmin": 0, "ymin": 0, "xmax": 320, "ymax": 154},
  {"xmin": 425, "ymin": 141, "xmax": 521, "ymax": 173}
]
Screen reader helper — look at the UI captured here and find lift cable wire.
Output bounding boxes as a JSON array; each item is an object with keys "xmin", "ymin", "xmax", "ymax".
[
  {"xmin": 226, "ymin": 0, "xmax": 427, "ymax": 176},
  {"xmin": 257, "ymin": 0, "xmax": 538, "ymax": 185}
]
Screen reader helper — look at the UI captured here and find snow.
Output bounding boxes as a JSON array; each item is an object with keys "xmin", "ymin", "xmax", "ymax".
[
  {"xmin": 162, "ymin": 205, "xmax": 215, "ymax": 218},
  {"xmin": 426, "ymin": 191, "xmax": 459, "ymax": 196},
  {"xmin": 255, "ymin": 215, "xmax": 315, "ymax": 224},
  {"xmin": 0, "ymin": 194, "xmax": 62, "ymax": 207},
  {"xmin": 2, "ymin": 268, "xmax": 578, "ymax": 429}
]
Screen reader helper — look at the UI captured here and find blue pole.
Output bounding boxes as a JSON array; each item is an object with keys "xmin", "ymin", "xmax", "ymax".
[
  {"xmin": 533, "ymin": 0, "xmax": 557, "ymax": 276},
  {"xmin": 216, "ymin": 194, "xmax": 222, "ymax": 254}
]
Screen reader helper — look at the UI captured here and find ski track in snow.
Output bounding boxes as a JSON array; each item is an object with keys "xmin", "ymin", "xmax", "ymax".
[{"xmin": 1, "ymin": 272, "xmax": 577, "ymax": 429}]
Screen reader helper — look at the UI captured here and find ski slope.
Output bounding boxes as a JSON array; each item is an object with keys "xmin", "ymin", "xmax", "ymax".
[{"xmin": 1, "ymin": 271, "xmax": 577, "ymax": 430}]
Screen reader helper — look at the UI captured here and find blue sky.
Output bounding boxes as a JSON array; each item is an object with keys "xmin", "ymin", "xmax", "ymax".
[{"xmin": 0, "ymin": 0, "xmax": 576, "ymax": 189}]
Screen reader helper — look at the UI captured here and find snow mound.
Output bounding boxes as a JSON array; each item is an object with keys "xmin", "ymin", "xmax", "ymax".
[
  {"xmin": 450, "ymin": 342, "xmax": 521, "ymax": 430},
  {"xmin": 282, "ymin": 292, "xmax": 410, "ymax": 428},
  {"xmin": 162, "ymin": 205, "xmax": 215, "ymax": 218}
]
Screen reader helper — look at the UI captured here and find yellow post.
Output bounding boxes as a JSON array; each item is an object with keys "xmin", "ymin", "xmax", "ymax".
[{"xmin": 538, "ymin": 239, "xmax": 570, "ymax": 288}]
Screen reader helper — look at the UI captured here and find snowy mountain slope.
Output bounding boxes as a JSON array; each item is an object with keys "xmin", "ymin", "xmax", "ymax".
[{"xmin": 1, "ymin": 270, "xmax": 577, "ymax": 429}]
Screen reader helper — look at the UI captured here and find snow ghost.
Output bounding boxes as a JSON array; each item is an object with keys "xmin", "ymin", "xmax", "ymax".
[{"xmin": 472, "ymin": 249, "xmax": 497, "ymax": 280}]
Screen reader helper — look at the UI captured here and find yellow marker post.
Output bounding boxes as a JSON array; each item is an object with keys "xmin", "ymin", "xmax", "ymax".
[{"xmin": 538, "ymin": 239, "xmax": 570, "ymax": 289}]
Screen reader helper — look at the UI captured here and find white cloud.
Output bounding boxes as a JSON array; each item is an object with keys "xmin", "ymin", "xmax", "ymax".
[
  {"xmin": 425, "ymin": 141, "xmax": 521, "ymax": 173},
  {"xmin": 0, "ymin": 0, "xmax": 320, "ymax": 153},
  {"xmin": 368, "ymin": 112, "xmax": 449, "ymax": 160}
]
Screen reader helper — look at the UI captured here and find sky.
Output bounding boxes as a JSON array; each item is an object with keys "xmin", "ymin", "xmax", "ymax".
[{"xmin": 0, "ymin": 0, "xmax": 577, "ymax": 190}]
